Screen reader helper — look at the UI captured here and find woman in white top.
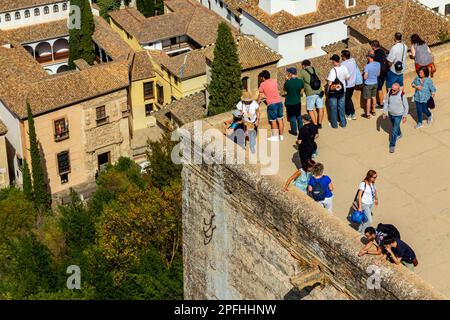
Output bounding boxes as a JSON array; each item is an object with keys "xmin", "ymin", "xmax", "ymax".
[
  {"xmin": 356, "ymin": 170, "xmax": 379, "ymax": 234},
  {"xmin": 236, "ymin": 91, "xmax": 260, "ymax": 154}
]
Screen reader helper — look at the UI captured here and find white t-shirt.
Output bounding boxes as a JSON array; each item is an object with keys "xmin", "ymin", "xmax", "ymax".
[
  {"xmin": 327, "ymin": 65, "xmax": 350, "ymax": 91},
  {"xmin": 341, "ymin": 58, "xmax": 357, "ymax": 88},
  {"xmin": 236, "ymin": 101, "xmax": 259, "ymax": 123},
  {"xmin": 359, "ymin": 181, "xmax": 376, "ymax": 205},
  {"xmin": 387, "ymin": 42, "xmax": 408, "ymax": 75}
]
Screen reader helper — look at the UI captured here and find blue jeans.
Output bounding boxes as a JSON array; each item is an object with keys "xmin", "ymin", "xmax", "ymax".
[
  {"xmin": 328, "ymin": 94, "xmax": 346, "ymax": 128},
  {"xmin": 358, "ymin": 203, "xmax": 374, "ymax": 234},
  {"xmin": 389, "ymin": 115, "xmax": 403, "ymax": 147},
  {"xmin": 289, "ymin": 115, "xmax": 303, "ymax": 135},
  {"xmin": 415, "ymin": 101, "xmax": 431, "ymax": 124}
]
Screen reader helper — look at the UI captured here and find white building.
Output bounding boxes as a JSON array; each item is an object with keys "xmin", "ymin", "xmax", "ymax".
[{"xmin": 198, "ymin": 0, "xmax": 450, "ymax": 66}]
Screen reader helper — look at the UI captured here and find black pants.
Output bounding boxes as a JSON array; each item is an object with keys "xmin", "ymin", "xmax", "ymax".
[{"xmin": 345, "ymin": 87, "xmax": 355, "ymax": 116}]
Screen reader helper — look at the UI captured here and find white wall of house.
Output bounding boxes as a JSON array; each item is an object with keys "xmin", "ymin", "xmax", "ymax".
[
  {"xmin": 0, "ymin": 1, "xmax": 69, "ymax": 30},
  {"xmin": 240, "ymin": 11, "xmax": 278, "ymax": 51},
  {"xmin": 198, "ymin": 0, "xmax": 241, "ymax": 29},
  {"xmin": 0, "ymin": 101, "xmax": 23, "ymax": 186},
  {"xmin": 143, "ymin": 41, "xmax": 163, "ymax": 50},
  {"xmin": 259, "ymin": 0, "xmax": 317, "ymax": 16},
  {"xmin": 418, "ymin": 0, "xmax": 450, "ymax": 15}
]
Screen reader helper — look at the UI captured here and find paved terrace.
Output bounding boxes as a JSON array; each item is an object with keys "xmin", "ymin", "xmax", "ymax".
[{"xmin": 252, "ymin": 61, "xmax": 450, "ymax": 297}]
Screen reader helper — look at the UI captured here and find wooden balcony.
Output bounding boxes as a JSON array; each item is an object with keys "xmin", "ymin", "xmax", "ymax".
[
  {"xmin": 53, "ymin": 51, "xmax": 69, "ymax": 61},
  {"xmin": 162, "ymin": 42, "xmax": 191, "ymax": 53},
  {"xmin": 36, "ymin": 54, "xmax": 53, "ymax": 63},
  {"xmin": 36, "ymin": 51, "xmax": 69, "ymax": 64}
]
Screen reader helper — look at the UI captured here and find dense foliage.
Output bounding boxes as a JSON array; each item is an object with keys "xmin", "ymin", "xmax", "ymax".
[
  {"xmin": 136, "ymin": 0, "xmax": 164, "ymax": 17},
  {"xmin": 208, "ymin": 22, "xmax": 242, "ymax": 116},
  {"xmin": 68, "ymin": 0, "xmax": 95, "ymax": 68},
  {"xmin": 0, "ymin": 134, "xmax": 183, "ymax": 299}
]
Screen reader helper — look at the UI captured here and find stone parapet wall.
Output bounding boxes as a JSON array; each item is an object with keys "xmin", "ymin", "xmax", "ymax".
[{"xmin": 182, "ymin": 115, "xmax": 446, "ymax": 300}]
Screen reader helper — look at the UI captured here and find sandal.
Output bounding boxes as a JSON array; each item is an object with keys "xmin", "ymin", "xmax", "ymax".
[
  {"xmin": 371, "ymin": 111, "xmax": 376, "ymax": 116},
  {"xmin": 364, "ymin": 114, "xmax": 371, "ymax": 119}
]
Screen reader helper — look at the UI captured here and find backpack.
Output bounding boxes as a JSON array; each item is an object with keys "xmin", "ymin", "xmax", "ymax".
[
  {"xmin": 328, "ymin": 68, "xmax": 345, "ymax": 97},
  {"xmin": 376, "ymin": 223, "xmax": 401, "ymax": 244},
  {"xmin": 305, "ymin": 67, "xmax": 322, "ymax": 91},
  {"xmin": 377, "ymin": 51, "xmax": 390, "ymax": 75},
  {"xmin": 310, "ymin": 177, "xmax": 327, "ymax": 201}
]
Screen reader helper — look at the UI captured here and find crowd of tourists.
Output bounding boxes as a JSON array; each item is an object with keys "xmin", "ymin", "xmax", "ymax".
[{"xmin": 223, "ymin": 32, "xmax": 431, "ymax": 272}]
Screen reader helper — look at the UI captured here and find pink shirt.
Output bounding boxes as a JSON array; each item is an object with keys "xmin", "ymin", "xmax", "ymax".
[{"xmin": 259, "ymin": 79, "xmax": 281, "ymax": 105}]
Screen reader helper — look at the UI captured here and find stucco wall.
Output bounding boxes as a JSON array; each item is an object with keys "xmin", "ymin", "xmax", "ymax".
[
  {"xmin": 182, "ymin": 115, "xmax": 446, "ymax": 300},
  {"xmin": 0, "ymin": 136, "xmax": 10, "ymax": 189}
]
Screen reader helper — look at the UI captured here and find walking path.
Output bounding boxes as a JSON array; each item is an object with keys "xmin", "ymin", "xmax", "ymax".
[{"xmin": 259, "ymin": 61, "xmax": 450, "ymax": 296}]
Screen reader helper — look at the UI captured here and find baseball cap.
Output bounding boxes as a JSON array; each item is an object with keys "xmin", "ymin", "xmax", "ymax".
[
  {"xmin": 232, "ymin": 110, "xmax": 242, "ymax": 118},
  {"xmin": 286, "ymin": 67, "xmax": 297, "ymax": 75},
  {"xmin": 302, "ymin": 114, "xmax": 312, "ymax": 122}
]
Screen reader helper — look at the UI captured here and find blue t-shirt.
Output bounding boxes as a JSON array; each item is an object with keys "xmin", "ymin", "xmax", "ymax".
[
  {"xmin": 308, "ymin": 175, "xmax": 332, "ymax": 198},
  {"xmin": 364, "ymin": 62, "xmax": 381, "ymax": 85}
]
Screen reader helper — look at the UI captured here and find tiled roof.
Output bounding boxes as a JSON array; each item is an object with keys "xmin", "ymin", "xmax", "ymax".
[
  {"xmin": 109, "ymin": 0, "xmax": 224, "ymax": 46},
  {"xmin": 0, "ymin": 119, "xmax": 7, "ymax": 136},
  {"xmin": 204, "ymin": 34, "xmax": 281, "ymax": 70},
  {"xmin": 0, "ymin": 0, "xmax": 63, "ymax": 13},
  {"xmin": 345, "ymin": 0, "xmax": 450, "ymax": 49},
  {"xmin": 149, "ymin": 49, "xmax": 206, "ymax": 80},
  {"xmin": 131, "ymin": 50, "xmax": 156, "ymax": 81},
  {"xmin": 93, "ymin": 15, "xmax": 132, "ymax": 61},
  {"xmin": 277, "ymin": 42, "xmax": 372, "ymax": 94},
  {"xmin": 240, "ymin": 0, "xmax": 394, "ymax": 34},
  {"xmin": 2, "ymin": 18, "xmax": 68, "ymax": 44},
  {"xmin": 163, "ymin": 91, "xmax": 206, "ymax": 125}
]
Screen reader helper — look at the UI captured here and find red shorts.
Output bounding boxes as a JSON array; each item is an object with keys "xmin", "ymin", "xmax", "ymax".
[{"xmin": 415, "ymin": 63, "xmax": 433, "ymax": 71}]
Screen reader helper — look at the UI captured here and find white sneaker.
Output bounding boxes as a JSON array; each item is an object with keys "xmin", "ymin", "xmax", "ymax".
[
  {"xmin": 428, "ymin": 115, "xmax": 433, "ymax": 124},
  {"xmin": 279, "ymin": 135, "xmax": 284, "ymax": 141},
  {"xmin": 267, "ymin": 136, "xmax": 279, "ymax": 142},
  {"xmin": 415, "ymin": 123, "xmax": 423, "ymax": 129}
]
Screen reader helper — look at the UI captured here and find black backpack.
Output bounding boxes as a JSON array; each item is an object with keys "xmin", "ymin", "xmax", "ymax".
[
  {"xmin": 310, "ymin": 177, "xmax": 326, "ymax": 201},
  {"xmin": 376, "ymin": 223, "xmax": 401, "ymax": 244},
  {"xmin": 305, "ymin": 67, "xmax": 321, "ymax": 91}
]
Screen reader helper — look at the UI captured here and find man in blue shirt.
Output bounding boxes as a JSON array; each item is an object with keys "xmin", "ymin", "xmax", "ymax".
[
  {"xmin": 383, "ymin": 238, "xmax": 417, "ymax": 271},
  {"xmin": 363, "ymin": 51, "xmax": 381, "ymax": 118}
]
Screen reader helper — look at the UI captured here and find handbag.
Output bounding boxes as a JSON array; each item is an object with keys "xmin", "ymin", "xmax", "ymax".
[
  {"xmin": 352, "ymin": 182, "xmax": 366, "ymax": 211},
  {"xmin": 351, "ymin": 209, "xmax": 368, "ymax": 224},
  {"xmin": 328, "ymin": 68, "xmax": 345, "ymax": 97},
  {"xmin": 427, "ymin": 96, "xmax": 435, "ymax": 109}
]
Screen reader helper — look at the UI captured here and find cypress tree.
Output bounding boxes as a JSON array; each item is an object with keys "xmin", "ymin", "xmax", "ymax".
[
  {"xmin": 79, "ymin": 0, "xmax": 95, "ymax": 65},
  {"xmin": 27, "ymin": 104, "xmax": 51, "ymax": 210},
  {"xmin": 68, "ymin": 0, "xmax": 82, "ymax": 69},
  {"xmin": 137, "ymin": 0, "xmax": 163, "ymax": 17},
  {"xmin": 207, "ymin": 22, "xmax": 242, "ymax": 116},
  {"xmin": 22, "ymin": 159, "xmax": 33, "ymax": 201}
]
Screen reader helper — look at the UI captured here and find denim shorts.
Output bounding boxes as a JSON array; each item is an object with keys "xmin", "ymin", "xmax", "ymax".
[
  {"xmin": 267, "ymin": 102, "xmax": 283, "ymax": 121},
  {"xmin": 306, "ymin": 94, "xmax": 324, "ymax": 111},
  {"xmin": 386, "ymin": 70, "xmax": 404, "ymax": 88}
]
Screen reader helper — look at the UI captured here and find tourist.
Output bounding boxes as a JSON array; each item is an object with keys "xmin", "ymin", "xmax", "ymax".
[
  {"xmin": 382, "ymin": 238, "xmax": 417, "ymax": 271},
  {"xmin": 224, "ymin": 109, "xmax": 246, "ymax": 148},
  {"xmin": 296, "ymin": 114, "xmax": 318, "ymax": 166},
  {"xmin": 327, "ymin": 54, "xmax": 350, "ymax": 129},
  {"xmin": 284, "ymin": 67, "xmax": 305, "ymax": 135},
  {"xmin": 299, "ymin": 59, "xmax": 325, "ymax": 129},
  {"xmin": 236, "ymin": 91, "xmax": 260, "ymax": 153},
  {"xmin": 363, "ymin": 51, "xmax": 381, "ymax": 118},
  {"xmin": 283, "ymin": 159, "xmax": 316, "ymax": 193},
  {"xmin": 258, "ymin": 70, "xmax": 284, "ymax": 141},
  {"xmin": 355, "ymin": 170, "xmax": 379, "ymax": 234},
  {"xmin": 358, "ymin": 227, "xmax": 383, "ymax": 257},
  {"xmin": 308, "ymin": 163, "xmax": 334, "ymax": 213},
  {"xmin": 410, "ymin": 34, "xmax": 434, "ymax": 77},
  {"xmin": 370, "ymin": 40, "xmax": 389, "ymax": 108},
  {"xmin": 382, "ymin": 83, "xmax": 409, "ymax": 153},
  {"xmin": 341, "ymin": 50, "xmax": 358, "ymax": 120},
  {"xmin": 386, "ymin": 32, "xmax": 408, "ymax": 90},
  {"xmin": 412, "ymin": 66, "xmax": 436, "ymax": 129}
]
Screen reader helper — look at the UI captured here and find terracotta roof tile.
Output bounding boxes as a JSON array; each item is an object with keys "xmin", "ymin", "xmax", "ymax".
[
  {"xmin": 156, "ymin": 91, "xmax": 206, "ymax": 125},
  {"xmin": 0, "ymin": 0, "xmax": 63, "ymax": 13},
  {"xmin": 241, "ymin": 0, "xmax": 394, "ymax": 34},
  {"xmin": 345, "ymin": 0, "xmax": 450, "ymax": 49},
  {"xmin": 131, "ymin": 50, "xmax": 156, "ymax": 81},
  {"xmin": 92, "ymin": 15, "xmax": 132, "ymax": 61},
  {"xmin": 3, "ymin": 18, "xmax": 68, "ymax": 43},
  {"xmin": 150, "ymin": 49, "xmax": 206, "ymax": 80},
  {"xmin": 204, "ymin": 34, "xmax": 281, "ymax": 70}
]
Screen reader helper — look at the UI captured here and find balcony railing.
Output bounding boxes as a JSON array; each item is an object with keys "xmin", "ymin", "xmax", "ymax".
[
  {"xmin": 96, "ymin": 116, "xmax": 109, "ymax": 126},
  {"xmin": 54, "ymin": 130, "xmax": 69, "ymax": 142},
  {"xmin": 53, "ymin": 51, "xmax": 69, "ymax": 61},
  {"xmin": 35, "ymin": 51, "xmax": 69, "ymax": 64},
  {"xmin": 162, "ymin": 42, "xmax": 191, "ymax": 53},
  {"xmin": 36, "ymin": 54, "xmax": 53, "ymax": 63}
]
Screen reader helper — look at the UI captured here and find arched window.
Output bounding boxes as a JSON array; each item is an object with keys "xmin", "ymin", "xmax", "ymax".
[
  {"xmin": 25, "ymin": 10, "xmax": 30, "ymax": 18},
  {"xmin": 15, "ymin": 12, "xmax": 21, "ymax": 20},
  {"xmin": 53, "ymin": 5, "xmax": 59, "ymax": 13},
  {"xmin": 44, "ymin": 6, "xmax": 49, "ymax": 14},
  {"xmin": 5, "ymin": 13, "xmax": 11, "ymax": 22},
  {"xmin": 34, "ymin": 8, "xmax": 40, "ymax": 16},
  {"xmin": 62, "ymin": 3, "xmax": 68, "ymax": 11}
]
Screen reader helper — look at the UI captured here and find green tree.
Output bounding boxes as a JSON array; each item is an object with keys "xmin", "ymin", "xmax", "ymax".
[
  {"xmin": 207, "ymin": 22, "xmax": 242, "ymax": 116},
  {"xmin": 146, "ymin": 131, "xmax": 182, "ymax": 188},
  {"xmin": 79, "ymin": 0, "xmax": 95, "ymax": 65},
  {"xmin": 22, "ymin": 159, "xmax": 33, "ymax": 201},
  {"xmin": 27, "ymin": 104, "xmax": 51, "ymax": 211},
  {"xmin": 68, "ymin": 0, "xmax": 81, "ymax": 69},
  {"xmin": 97, "ymin": 0, "xmax": 122, "ymax": 20},
  {"xmin": 137, "ymin": 0, "xmax": 164, "ymax": 17}
]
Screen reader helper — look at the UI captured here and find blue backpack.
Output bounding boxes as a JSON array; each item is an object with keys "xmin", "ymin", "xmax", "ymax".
[{"xmin": 310, "ymin": 177, "xmax": 326, "ymax": 201}]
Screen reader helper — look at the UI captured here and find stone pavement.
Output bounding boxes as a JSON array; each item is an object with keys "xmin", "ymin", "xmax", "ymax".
[{"xmin": 253, "ymin": 62, "xmax": 450, "ymax": 297}]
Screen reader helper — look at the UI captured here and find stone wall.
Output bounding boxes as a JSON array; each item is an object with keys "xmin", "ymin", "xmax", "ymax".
[{"xmin": 182, "ymin": 115, "xmax": 446, "ymax": 300}]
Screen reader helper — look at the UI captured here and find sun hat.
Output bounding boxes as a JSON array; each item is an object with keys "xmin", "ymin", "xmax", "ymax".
[{"xmin": 241, "ymin": 91, "xmax": 253, "ymax": 102}]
